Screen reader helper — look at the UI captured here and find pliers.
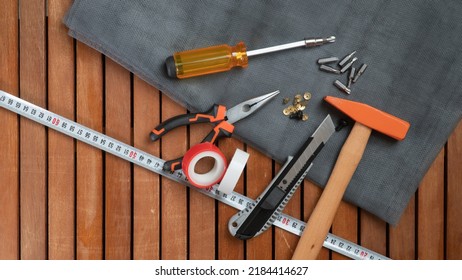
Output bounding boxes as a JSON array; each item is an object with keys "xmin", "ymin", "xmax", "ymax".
[{"xmin": 150, "ymin": 90, "xmax": 280, "ymax": 171}]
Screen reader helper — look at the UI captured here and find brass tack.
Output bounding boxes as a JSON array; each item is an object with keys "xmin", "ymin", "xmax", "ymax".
[{"xmin": 294, "ymin": 94, "xmax": 302, "ymax": 104}]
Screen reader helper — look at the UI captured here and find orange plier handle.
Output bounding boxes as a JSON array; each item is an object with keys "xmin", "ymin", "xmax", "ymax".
[
  {"xmin": 150, "ymin": 104, "xmax": 227, "ymax": 141},
  {"xmin": 149, "ymin": 104, "xmax": 235, "ymax": 172}
]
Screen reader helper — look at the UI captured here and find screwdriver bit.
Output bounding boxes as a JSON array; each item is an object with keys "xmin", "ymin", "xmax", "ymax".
[
  {"xmin": 340, "ymin": 57, "xmax": 358, "ymax": 73},
  {"xmin": 320, "ymin": 64, "xmax": 341, "ymax": 74},
  {"xmin": 317, "ymin": 56, "xmax": 339, "ymax": 64},
  {"xmin": 338, "ymin": 50, "xmax": 357, "ymax": 66},
  {"xmin": 347, "ymin": 67, "xmax": 356, "ymax": 88},
  {"xmin": 353, "ymin": 63, "xmax": 368, "ymax": 83},
  {"xmin": 334, "ymin": 79, "xmax": 351, "ymax": 94}
]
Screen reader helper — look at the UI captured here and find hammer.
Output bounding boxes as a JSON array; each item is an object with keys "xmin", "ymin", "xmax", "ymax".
[{"xmin": 292, "ymin": 96, "xmax": 410, "ymax": 259}]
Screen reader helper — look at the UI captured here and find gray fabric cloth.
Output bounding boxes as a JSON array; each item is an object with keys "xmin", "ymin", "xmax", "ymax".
[{"xmin": 64, "ymin": 0, "xmax": 462, "ymax": 225}]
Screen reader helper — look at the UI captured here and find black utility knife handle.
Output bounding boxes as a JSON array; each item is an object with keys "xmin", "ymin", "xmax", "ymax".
[
  {"xmin": 228, "ymin": 115, "xmax": 335, "ymax": 240},
  {"xmin": 150, "ymin": 104, "xmax": 226, "ymax": 141},
  {"xmin": 162, "ymin": 121, "xmax": 235, "ymax": 172},
  {"xmin": 229, "ymin": 136, "xmax": 325, "ymax": 240}
]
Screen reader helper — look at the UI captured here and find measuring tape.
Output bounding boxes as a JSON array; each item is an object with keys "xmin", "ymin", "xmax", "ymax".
[{"xmin": 0, "ymin": 90, "xmax": 389, "ymax": 260}]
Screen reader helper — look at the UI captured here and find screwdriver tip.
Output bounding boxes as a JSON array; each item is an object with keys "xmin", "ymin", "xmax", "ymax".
[
  {"xmin": 304, "ymin": 36, "xmax": 336, "ymax": 47},
  {"xmin": 326, "ymin": 36, "xmax": 336, "ymax": 43}
]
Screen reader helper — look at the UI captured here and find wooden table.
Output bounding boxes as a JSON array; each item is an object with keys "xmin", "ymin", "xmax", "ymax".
[{"xmin": 0, "ymin": 0, "xmax": 461, "ymax": 260}]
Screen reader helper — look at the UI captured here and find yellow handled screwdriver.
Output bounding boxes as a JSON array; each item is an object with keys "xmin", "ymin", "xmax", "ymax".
[{"xmin": 165, "ymin": 36, "xmax": 336, "ymax": 79}]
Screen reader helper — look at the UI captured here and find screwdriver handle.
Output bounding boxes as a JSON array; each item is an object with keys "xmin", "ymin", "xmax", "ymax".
[
  {"xmin": 162, "ymin": 121, "xmax": 234, "ymax": 172},
  {"xmin": 165, "ymin": 42, "xmax": 248, "ymax": 79},
  {"xmin": 150, "ymin": 104, "xmax": 227, "ymax": 141}
]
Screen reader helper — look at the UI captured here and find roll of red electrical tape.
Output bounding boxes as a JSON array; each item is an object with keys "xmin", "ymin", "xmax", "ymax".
[{"xmin": 182, "ymin": 142, "xmax": 228, "ymax": 189}]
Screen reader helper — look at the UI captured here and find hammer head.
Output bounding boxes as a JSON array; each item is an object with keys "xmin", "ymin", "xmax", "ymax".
[{"xmin": 324, "ymin": 96, "xmax": 410, "ymax": 140}]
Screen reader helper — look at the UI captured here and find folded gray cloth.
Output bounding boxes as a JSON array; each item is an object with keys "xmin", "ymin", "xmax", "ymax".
[{"xmin": 64, "ymin": 0, "xmax": 462, "ymax": 225}]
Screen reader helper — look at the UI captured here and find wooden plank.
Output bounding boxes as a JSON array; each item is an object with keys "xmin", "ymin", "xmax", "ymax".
[
  {"xmin": 47, "ymin": 0, "xmax": 75, "ymax": 260},
  {"xmin": 188, "ymin": 123, "xmax": 216, "ymax": 260},
  {"xmin": 302, "ymin": 181, "xmax": 329, "ymax": 259},
  {"xmin": 104, "ymin": 58, "xmax": 132, "ymax": 259},
  {"xmin": 246, "ymin": 147, "xmax": 273, "ymax": 260},
  {"xmin": 217, "ymin": 138, "xmax": 245, "ymax": 260},
  {"xmin": 76, "ymin": 42, "xmax": 103, "ymax": 259},
  {"xmin": 160, "ymin": 94, "xmax": 187, "ymax": 259},
  {"xmin": 418, "ymin": 149, "xmax": 444, "ymax": 259},
  {"xmin": 331, "ymin": 202, "xmax": 358, "ymax": 260},
  {"xmin": 133, "ymin": 77, "xmax": 160, "ymax": 260},
  {"xmin": 359, "ymin": 211, "xmax": 387, "ymax": 258},
  {"xmin": 447, "ymin": 121, "xmax": 462, "ymax": 259},
  {"xmin": 389, "ymin": 196, "xmax": 415, "ymax": 259},
  {"xmin": 274, "ymin": 162, "xmax": 301, "ymax": 260},
  {"xmin": 19, "ymin": 0, "xmax": 47, "ymax": 260},
  {"xmin": 0, "ymin": 0, "xmax": 19, "ymax": 260}
]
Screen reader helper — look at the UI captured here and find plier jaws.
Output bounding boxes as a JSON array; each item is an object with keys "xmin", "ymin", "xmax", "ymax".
[{"xmin": 226, "ymin": 90, "xmax": 280, "ymax": 124}]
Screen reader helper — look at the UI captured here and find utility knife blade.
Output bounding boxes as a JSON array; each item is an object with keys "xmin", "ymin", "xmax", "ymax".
[{"xmin": 228, "ymin": 115, "xmax": 335, "ymax": 240}]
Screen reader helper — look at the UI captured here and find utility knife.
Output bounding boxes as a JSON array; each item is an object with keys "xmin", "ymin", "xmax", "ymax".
[{"xmin": 228, "ymin": 115, "xmax": 336, "ymax": 240}]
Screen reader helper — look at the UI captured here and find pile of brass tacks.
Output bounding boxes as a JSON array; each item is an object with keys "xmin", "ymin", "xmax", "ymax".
[{"xmin": 282, "ymin": 92, "xmax": 311, "ymax": 121}]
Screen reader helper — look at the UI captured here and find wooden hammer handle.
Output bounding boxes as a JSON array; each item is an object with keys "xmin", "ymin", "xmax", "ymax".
[{"xmin": 292, "ymin": 122, "xmax": 372, "ymax": 260}]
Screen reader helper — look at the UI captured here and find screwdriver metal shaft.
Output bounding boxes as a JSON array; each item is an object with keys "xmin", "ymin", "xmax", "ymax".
[
  {"xmin": 166, "ymin": 36, "xmax": 336, "ymax": 79},
  {"xmin": 246, "ymin": 36, "xmax": 336, "ymax": 57}
]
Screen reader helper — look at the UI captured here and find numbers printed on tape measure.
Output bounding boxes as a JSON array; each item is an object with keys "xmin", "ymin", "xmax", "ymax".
[
  {"xmin": 324, "ymin": 235, "xmax": 379, "ymax": 260},
  {"xmin": 0, "ymin": 92, "xmax": 163, "ymax": 177},
  {"xmin": 0, "ymin": 90, "xmax": 388, "ymax": 260}
]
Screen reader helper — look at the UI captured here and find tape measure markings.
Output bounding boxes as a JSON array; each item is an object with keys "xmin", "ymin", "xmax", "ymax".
[
  {"xmin": 199, "ymin": 186, "xmax": 387, "ymax": 260},
  {"xmin": 0, "ymin": 90, "xmax": 388, "ymax": 260}
]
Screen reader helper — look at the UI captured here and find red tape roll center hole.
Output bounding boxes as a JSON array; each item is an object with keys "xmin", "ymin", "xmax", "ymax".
[
  {"xmin": 182, "ymin": 142, "xmax": 228, "ymax": 189},
  {"xmin": 194, "ymin": 156, "xmax": 216, "ymax": 174}
]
